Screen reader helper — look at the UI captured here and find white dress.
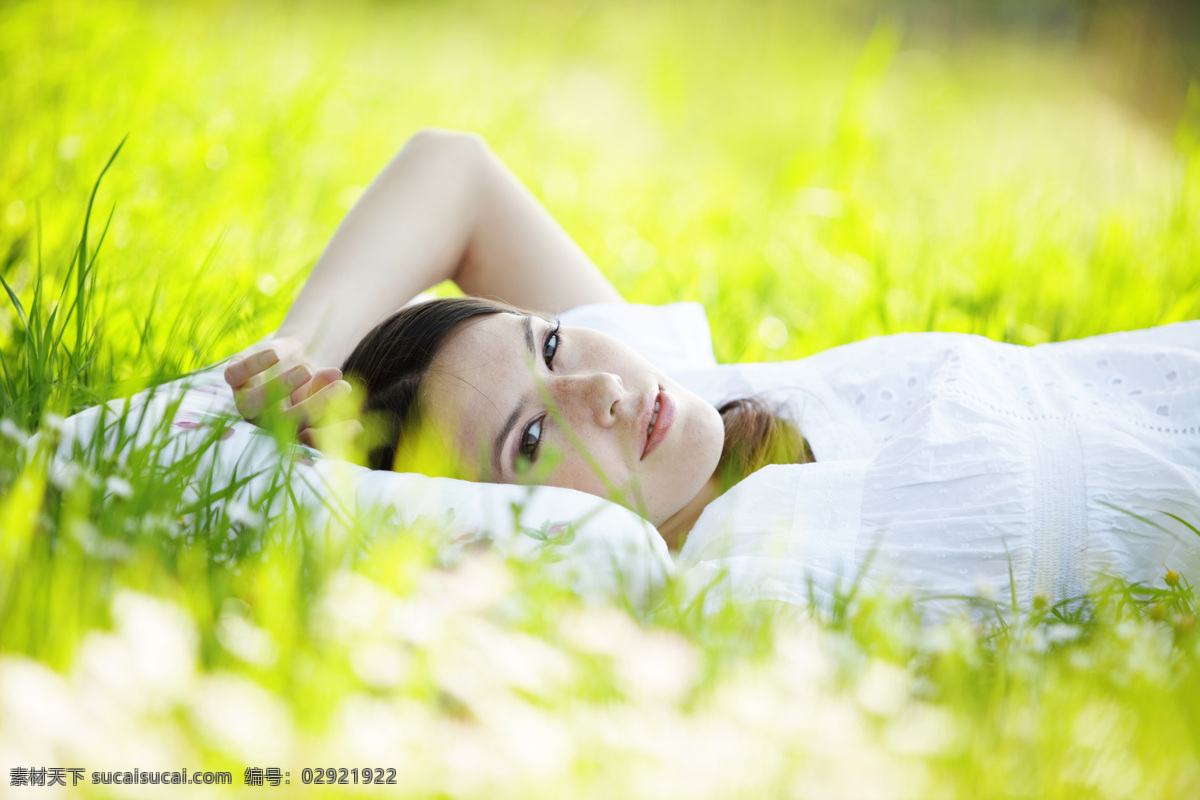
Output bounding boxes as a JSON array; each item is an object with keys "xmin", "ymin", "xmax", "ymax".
[{"xmin": 559, "ymin": 303, "xmax": 1200, "ymax": 619}]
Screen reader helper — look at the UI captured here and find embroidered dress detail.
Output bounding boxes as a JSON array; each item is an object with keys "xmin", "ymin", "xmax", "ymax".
[{"xmin": 1030, "ymin": 419, "xmax": 1088, "ymax": 608}]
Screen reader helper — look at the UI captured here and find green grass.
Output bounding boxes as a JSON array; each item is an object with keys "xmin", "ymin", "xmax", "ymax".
[{"xmin": 2, "ymin": 0, "xmax": 1200, "ymax": 797}]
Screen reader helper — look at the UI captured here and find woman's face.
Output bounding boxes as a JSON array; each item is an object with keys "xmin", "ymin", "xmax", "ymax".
[{"xmin": 420, "ymin": 312, "xmax": 725, "ymax": 526}]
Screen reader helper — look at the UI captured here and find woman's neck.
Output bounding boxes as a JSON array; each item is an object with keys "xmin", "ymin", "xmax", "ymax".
[{"xmin": 657, "ymin": 476, "xmax": 720, "ymax": 553}]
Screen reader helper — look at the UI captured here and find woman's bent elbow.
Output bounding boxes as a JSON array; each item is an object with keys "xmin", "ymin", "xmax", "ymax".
[{"xmin": 403, "ymin": 127, "xmax": 489, "ymax": 161}]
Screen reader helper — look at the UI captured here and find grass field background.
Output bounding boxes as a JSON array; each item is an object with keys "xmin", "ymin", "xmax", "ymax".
[{"xmin": 2, "ymin": 0, "xmax": 1200, "ymax": 797}]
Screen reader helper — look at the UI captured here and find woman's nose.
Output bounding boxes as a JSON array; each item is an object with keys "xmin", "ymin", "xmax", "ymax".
[{"xmin": 553, "ymin": 371, "xmax": 624, "ymax": 427}]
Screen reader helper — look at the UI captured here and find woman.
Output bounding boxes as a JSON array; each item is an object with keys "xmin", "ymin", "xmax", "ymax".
[
  {"xmin": 224, "ymin": 129, "xmax": 807, "ymax": 548},
  {"xmin": 225, "ymin": 129, "xmax": 1200, "ymax": 614}
]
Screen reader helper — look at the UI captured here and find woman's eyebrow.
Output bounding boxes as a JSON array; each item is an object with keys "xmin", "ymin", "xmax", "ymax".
[
  {"xmin": 522, "ymin": 314, "xmax": 535, "ymax": 354},
  {"xmin": 491, "ymin": 315, "xmax": 537, "ymax": 478}
]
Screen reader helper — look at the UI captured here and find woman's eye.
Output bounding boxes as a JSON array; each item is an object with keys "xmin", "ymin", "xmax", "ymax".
[
  {"xmin": 519, "ymin": 417, "xmax": 543, "ymax": 462},
  {"xmin": 543, "ymin": 322, "xmax": 560, "ymax": 368}
]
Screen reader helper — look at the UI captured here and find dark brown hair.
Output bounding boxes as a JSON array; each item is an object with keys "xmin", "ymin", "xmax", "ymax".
[
  {"xmin": 343, "ymin": 297, "xmax": 814, "ymax": 484},
  {"xmin": 341, "ymin": 296, "xmax": 509, "ymax": 471}
]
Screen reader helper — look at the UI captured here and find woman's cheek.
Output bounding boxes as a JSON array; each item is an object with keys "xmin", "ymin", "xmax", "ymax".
[{"xmin": 549, "ymin": 451, "xmax": 621, "ymax": 500}]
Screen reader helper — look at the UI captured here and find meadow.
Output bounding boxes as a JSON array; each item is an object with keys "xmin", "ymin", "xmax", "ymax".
[{"xmin": 2, "ymin": 0, "xmax": 1200, "ymax": 797}]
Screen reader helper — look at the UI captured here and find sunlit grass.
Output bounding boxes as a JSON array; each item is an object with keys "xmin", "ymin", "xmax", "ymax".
[{"xmin": 2, "ymin": 0, "xmax": 1200, "ymax": 797}]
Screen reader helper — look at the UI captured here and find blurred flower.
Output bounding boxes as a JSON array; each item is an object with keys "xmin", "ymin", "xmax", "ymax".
[
  {"xmin": 883, "ymin": 703, "xmax": 959, "ymax": 756},
  {"xmin": 0, "ymin": 658, "xmax": 82, "ymax": 748},
  {"xmin": 216, "ymin": 600, "xmax": 277, "ymax": 667},
  {"xmin": 1046, "ymin": 624, "xmax": 1083, "ymax": 645},
  {"xmin": 1032, "ymin": 590, "xmax": 1051, "ymax": 611},
  {"xmin": 0, "ymin": 418, "xmax": 29, "ymax": 446},
  {"xmin": 1021, "ymin": 627, "xmax": 1049, "ymax": 654},
  {"xmin": 558, "ymin": 605, "xmax": 642, "ymax": 657},
  {"xmin": 316, "ymin": 571, "xmax": 393, "ymax": 641},
  {"xmin": 190, "ymin": 673, "xmax": 293, "ymax": 763},
  {"xmin": 349, "ymin": 641, "xmax": 410, "ymax": 689},
  {"xmin": 477, "ymin": 697, "xmax": 574, "ymax": 782},
  {"xmin": 141, "ymin": 512, "xmax": 182, "ymax": 538},
  {"xmin": 770, "ymin": 623, "xmax": 835, "ymax": 693},
  {"xmin": 855, "ymin": 660, "xmax": 910, "ymax": 718},
  {"xmin": 559, "ymin": 607, "xmax": 700, "ymax": 705},
  {"xmin": 49, "ymin": 460, "xmax": 100, "ymax": 491},
  {"xmin": 420, "ymin": 551, "xmax": 514, "ymax": 617},
  {"xmin": 226, "ymin": 500, "xmax": 264, "ymax": 528},
  {"xmin": 385, "ymin": 595, "xmax": 445, "ymax": 646},
  {"xmin": 324, "ymin": 696, "xmax": 432, "ymax": 776},
  {"xmin": 75, "ymin": 592, "xmax": 197, "ymax": 710},
  {"xmin": 455, "ymin": 618, "xmax": 575, "ymax": 700},
  {"xmin": 104, "ymin": 475, "xmax": 133, "ymax": 500},
  {"xmin": 612, "ymin": 628, "xmax": 701, "ymax": 706}
]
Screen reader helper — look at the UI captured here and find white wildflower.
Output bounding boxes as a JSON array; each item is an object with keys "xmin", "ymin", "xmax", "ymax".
[
  {"xmin": 0, "ymin": 418, "xmax": 29, "ymax": 446},
  {"xmin": 67, "ymin": 518, "xmax": 100, "ymax": 548},
  {"xmin": 0, "ymin": 657, "xmax": 81, "ymax": 745},
  {"xmin": 385, "ymin": 596, "xmax": 444, "ymax": 646},
  {"xmin": 419, "ymin": 551, "xmax": 513, "ymax": 616},
  {"xmin": 141, "ymin": 512, "xmax": 181, "ymax": 538},
  {"xmin": 561, "ymin": 607, "xmax": 700, "ymax": 705},
  {"xmin": 49, "ymin": 460, "xmax": 102, "ymax": 491},
  {"xmin": 191, "ymin": 673, "xmax": 293, "ymax": 763},
  {"xmin": 326, "ymin": 696, "xmax": 431, "ymax": 769},
  {"xmin": 453, "ymin": 618, "xmax": 575, "ymax": 699},
  {"xmin": 771, "ymin": 623, "xmax": 834, "ymax": 693},
  {"xmin": 1046, "ymin": 624, "xmax": 1082, "ymax": 645},
  {"xmin": 883, "ymin": 703, "xmax": 959, "ymax": 756},
  {"xmin": 112, "ymin": 592, "xmax": 197, "ymax": 702},
  {"xmin": 316, "ymin": 572, "xmax": 392, "ymax": 640},
  {"xmin": 558, "ymin": 605, "xmax": 643, "ymax": 658},
  {"xmin": 66, "ymin": 518, "xmax": 130, "ymax": 559},
  {"xmin": 483, "ymin": 697, "xmax": 574, "ymax": 780},
  {"xmin": 104, "ymin": 475, "xmax": 133, "ymax": 500},
  {"xmin": 1021, "ymin": 627, "xmax": 1049, "ymax": 653},
  {"xmin": 48, "ymin": 460, "xmax": 82, "ymax": 491},
  {"xmin": 225, "ymin": 501, "xmax": 263, "ymax": 528},
  {"xmin": 216, "ymin": 601, "xmax": 277, "ymax": 667},
  {"xmin": 855, "ymin": 660, "xmax": 910, "ymax": 717},
  {"xmin": 613, "ymin": 628, "xmax": 702, "ymax": 706},
  {"xmin": 349, "ymin": 641, "xmax": 410, "ymax": 690}
]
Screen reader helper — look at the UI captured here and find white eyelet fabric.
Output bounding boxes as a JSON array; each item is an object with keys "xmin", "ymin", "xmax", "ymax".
[{"xmin": 563, "ymin": 305, "xmax": 1200, "ymax": 620}]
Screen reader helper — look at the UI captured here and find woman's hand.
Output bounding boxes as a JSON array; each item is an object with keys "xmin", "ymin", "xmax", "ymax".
[{"xmin": 223, "ymin": 337, "xmax": 357, "ymax": 447}]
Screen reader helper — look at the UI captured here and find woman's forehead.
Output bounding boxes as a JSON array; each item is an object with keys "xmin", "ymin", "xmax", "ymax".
[
  {"xmin": 421, "ymin": 312, "xmax": 538, "ymax": 462},
  {"xmin": 434, "ymin": 311, "xmax": 534, "ymax": 373}
]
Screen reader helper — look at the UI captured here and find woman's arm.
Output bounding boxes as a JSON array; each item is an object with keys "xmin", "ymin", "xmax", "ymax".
[
  {"xmin": 277, "ymin": 128, "xmax": 623, "ymax": 368},
  {"xmin": 227, "ymin": 128, "xmax": 623, "ymax": 432}
]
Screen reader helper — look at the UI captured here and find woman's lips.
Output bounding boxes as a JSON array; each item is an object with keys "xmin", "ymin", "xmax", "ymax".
[{"xmin": 641, "ymin": 389, "xmax": 674, "ymax": 460}]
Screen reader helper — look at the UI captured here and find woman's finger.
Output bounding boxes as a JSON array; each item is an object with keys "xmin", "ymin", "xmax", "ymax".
[
  {"xmin": 224, "ymin": 347, "xmax": 280, "ymax": 389},
  {"xmin": 289, "ymin": 367, "xmax": 343, "ymax": 407},
  {"xmin": 284, "ymin": 378, "xmax": 353, "ymax": 429},
  {"xmin": 235, "ymin": 365, "xmax": 313, "ymax": 420},
  {"xmin": 224, "ymin": 337, "xmax": 305, "ymax": 390}
]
